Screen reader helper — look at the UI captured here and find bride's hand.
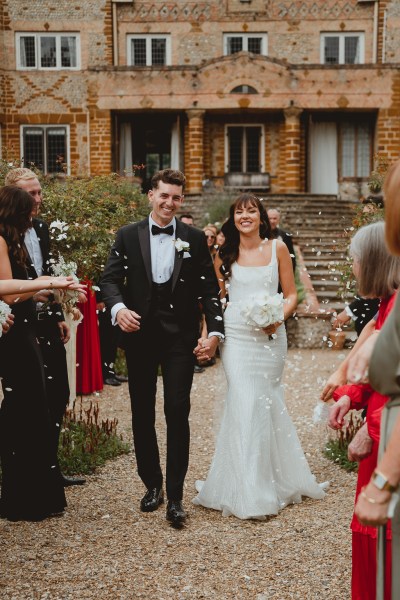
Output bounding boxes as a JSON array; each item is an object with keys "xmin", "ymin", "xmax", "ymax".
[{"xmin": 262, "ymin": 321, "xmax": 282, "ymax": 336}]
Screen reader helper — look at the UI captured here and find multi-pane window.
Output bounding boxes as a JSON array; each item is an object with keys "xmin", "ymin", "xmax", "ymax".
[
  {"xmin": 21, "ymin": 126, "xmax": 69, "ymax": 174},
  {"xmin": 226, "ymin": 126, "xmax": 263, "ymax": 173},
  {"xmin": 127, "ymin": 35, "xmax": 171, "ymax": 66},
  {"xmin": 16, "ymin": 33, "xmax": 79, "ymax": 70},
  {"xmin": 224, "ymin": 33, "xmax": 267, "ymax": 56},
  {"xmin": 321, "ymin": 33, "xmax": 364, "ymax": 65},
  {"xmin": 340, "ymin": 122, "xmax": 371, "ymax": 178}
]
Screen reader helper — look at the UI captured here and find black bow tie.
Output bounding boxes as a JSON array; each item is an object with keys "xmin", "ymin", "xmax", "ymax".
[{"xmin": 151, "ymin": 224, "xmax": 174, "ymax": 236}]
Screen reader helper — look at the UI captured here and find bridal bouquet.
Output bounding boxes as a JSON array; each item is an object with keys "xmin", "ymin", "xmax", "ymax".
[
  {"xmin": 50, "ymin": 255, "xmax": 80, "ymax": 308},
  {"xmin": 0, "ymin": 300, "xmax": 12, "ymax": 338},
  {"xmin": 241, "ymin": 292, "xmax": 285, "ymax": 331}
]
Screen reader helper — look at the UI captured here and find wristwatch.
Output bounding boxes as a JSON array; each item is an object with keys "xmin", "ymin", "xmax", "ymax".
[{"xmin": 371, "ymin": 470, "xmax": 398, "ymax": 493}]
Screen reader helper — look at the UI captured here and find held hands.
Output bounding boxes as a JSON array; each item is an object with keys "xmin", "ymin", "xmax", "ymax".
[
  {"xmin": 328, "ymin": 395, "xmax": 351, "ymax": 429},
  {"xmin": 355, "ymin": 481, "xmax": 391, "ymax": 526},
  {"xmin": 1, "ymin": 313, "xmax": 15, "ymax": 335},
  {"xmin": 194, "ymin": 336, "xmax": 219, "ymax": 363},
  {"xmin": 321, "ymin": 368, "xmax": 347, "ymax": 402},
  {"xmin": 348, "ymin": 423, "xmax": 373, "ymax": 462},
  {"xmin": 116, "ymin": 307, "xmax": 141, "ymax": 333},
  {"xmin": 262, "ymin": 321, "xmax": 282, "ymax": 336}
]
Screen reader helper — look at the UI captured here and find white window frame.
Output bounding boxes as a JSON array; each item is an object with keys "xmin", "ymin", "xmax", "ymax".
[
  {"xmin": 223, "ymin": 33, "xmax": 268, "ymax": 56},
  {"xmin": 224, "ymin": 124, "xmax": 265, "ymax": 173},
  {"xmin": 16, "ymin": 32, "xmax": 80, "ymax": 70},
  {"xmin": 320, "ymin": 32, "xmax": 365, "ymax": 65},
  {"xmin": 127, "ymin": 34, "xmax": 171, "ymax": 66},
  {"xmin": 20, "ymin": 125, "xmax": 71, "ymax": 175}
]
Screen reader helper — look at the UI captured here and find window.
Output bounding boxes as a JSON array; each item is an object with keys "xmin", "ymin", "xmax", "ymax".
[
  {"xmin": 321, "ymin": 33, "xmax": 364, "ymax": 65},
  {"xmin": 127, "ymin": 35, "xmax": 171, "ymax": 66},
  {"xmin": 21, "ymin": 126, "xmax": 69, "ymax": 174},
  {"xmin": 223, "ymin": 34, "xmax": 267, "ymax": 56},
  {"xmin": 16, "ymin": 33, "xmax": 80, "ymax": 70},
  {"xmin": 339, "ymin": 122, "xmax": 371, "ymax": 178},
  {"xmin": 225, "ymin": 125, "xmax": 264, "ymax": 173},
  {"xmin": 230, "ymin": 85, "xmax": 258, "ymax": 94}
]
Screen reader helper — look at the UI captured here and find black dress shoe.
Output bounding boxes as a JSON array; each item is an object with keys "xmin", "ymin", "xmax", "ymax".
[
  {"xmin": 104, "ymin": 377, "xmax": 121, "ymax": 386},
  {"xmin": 115, "ymin": 374, "xmax": 129, "ymax": 382},
  {"xmin": 62, "ymin": 475, "xmax": 86, "ymax": 487},
  {"xmin": 140, "ymin": 487, "xmax": 164, "ymax": 512},
  {"xmin": 166, "ymin": 500, "xmax": 187, "ymax": 525}
]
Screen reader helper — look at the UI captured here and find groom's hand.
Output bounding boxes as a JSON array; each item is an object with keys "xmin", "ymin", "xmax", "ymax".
[
  {"xmin": 116, "ymin": 308, "xmax": 141, "ymax": 332},
  {"xmin": 194, "ymin": 336, "xmax": 219, "ymax": 362}
]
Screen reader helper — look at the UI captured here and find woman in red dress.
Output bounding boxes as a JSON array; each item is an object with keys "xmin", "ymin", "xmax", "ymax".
[
  {"xmin": 76, "ymin": 281, "xmax": 103, "ymax": 395},
  {"xmin": 329, "ymin": 222, "xmax": 400, "ymax": 600}
]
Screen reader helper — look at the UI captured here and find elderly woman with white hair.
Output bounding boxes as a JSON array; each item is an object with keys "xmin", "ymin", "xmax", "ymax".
[{"xmin": 328, "ymin": 220, "xmax": 400, "ymax": 600}]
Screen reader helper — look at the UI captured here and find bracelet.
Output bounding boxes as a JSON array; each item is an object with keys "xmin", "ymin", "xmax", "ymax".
[{"xmin": 360, "ymin": 489, "xmax": 391, "ymax": 505}]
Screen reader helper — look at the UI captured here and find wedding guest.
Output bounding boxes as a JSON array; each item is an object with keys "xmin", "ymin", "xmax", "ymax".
[
  {"xmin": 76, "ymin": 282, "xmax": 103, "ymax": 395},
  {"xmin": 216, "ymin": 229, "xmax": 225, "ymax": 248},
  {"xmin": 267, "ymin": 208, "xmax": 296, "ymax": 272},
  {"xmin": 203, "ymin": 226, "xmax": 218, "ymax": 262},
  {"xmin": 0, "ymin": 186, "xmax": 85, "ymax": 521},
  {"xmin": 328, "ymin": 221, "xmax": 400, "ymax": 600},
  {"xmin": 179, "ymin": 214, "xmax": 195, "ymax": 226},
  {"xmin": 96, "ymin": 285, "xmax": 128, "ymax": 386},
  {"xmin": 101, "ymin": 168, "xmax": 224, "ymax": 526},
  {"xmin": 350, "ymin": 160, "xmax": 400, "ymax": 599},
  {"xmin": 5, "ymin": 168, "xmax": 85, "ymax": 487},
  {"xmin": 193, "ymin": 193, "xmax": 325, "ymax": 519},
  {"xmin": 332, "ymin": 296, "xmax": 380, "ymax": 337}
]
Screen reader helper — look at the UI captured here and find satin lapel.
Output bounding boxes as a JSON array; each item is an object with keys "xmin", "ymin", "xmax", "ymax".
[
  {"xmin": 138, "ymin": 219, "xmax": 152, "ymax": 285},
  {"xmin": 172, "ymin": 220, "xmax": 189, "ymax": 291}
]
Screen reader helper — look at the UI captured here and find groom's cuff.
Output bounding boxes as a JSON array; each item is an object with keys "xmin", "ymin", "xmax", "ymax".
[
  {"xmin": 111, "ymin": 302, "xmax": 126, "ymax": 325},
  {"xmin": 208, "ymin": 331, "xmax": 224, "ymax": 342}
]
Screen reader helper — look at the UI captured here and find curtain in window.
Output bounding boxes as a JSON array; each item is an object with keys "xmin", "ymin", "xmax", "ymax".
[
  {"xmin": 170, "ymin": 119, "xmax": 180, "ymax": 170},
  {"xmin": 309, "ymin": 122, "xmax": 338, "ymax": 194},
  {"xmin": 61, "ymin": 36, "xmax": 77, "ymax": 68},
  {"xmin": 119, "ymin": 123, "xmax": 133, "ymax": 176}
]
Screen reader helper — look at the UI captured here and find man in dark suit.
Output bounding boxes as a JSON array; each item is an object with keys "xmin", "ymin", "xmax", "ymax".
[
  {"xmin": 101, "ymin": 169, "xmax": 224, "ymax": 526},
  {"xmin": 5, "ymin": 168, "xmax": 85, "ymax": 487},
  {"xmin": 267, "ymin": 208, "xmax": 296, "ymax": 273}
]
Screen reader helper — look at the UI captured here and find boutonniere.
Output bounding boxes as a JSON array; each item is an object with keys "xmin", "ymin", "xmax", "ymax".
[{"xmin": 174, "ymin": 238, "xmax": 191, "ymax": 256}]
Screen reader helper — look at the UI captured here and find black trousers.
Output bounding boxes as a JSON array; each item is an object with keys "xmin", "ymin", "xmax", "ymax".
[{"xmin": 125, "ymin": 319, "xmax": 196, "ymax": 501}]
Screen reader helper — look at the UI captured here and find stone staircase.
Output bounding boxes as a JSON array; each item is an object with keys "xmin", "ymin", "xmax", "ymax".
[{"xmin": 184, "ymin": 192, "xmax": 358, "ymax": 313}]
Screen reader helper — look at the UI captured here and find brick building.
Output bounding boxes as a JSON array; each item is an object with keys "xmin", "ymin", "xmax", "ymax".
[{"xmin": 1, "ymin": 0, "xmax": 400, "ymax": 196}]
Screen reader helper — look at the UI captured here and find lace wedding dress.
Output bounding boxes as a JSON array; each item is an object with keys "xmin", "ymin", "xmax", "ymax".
[{"xmin": 193, "ymin": 239, "xmax": 326, "ymax": 519}]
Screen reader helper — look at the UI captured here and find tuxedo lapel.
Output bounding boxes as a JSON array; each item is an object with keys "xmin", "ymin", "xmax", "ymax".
[
  {"xmin": 172, "ymin": 220, "xmax": 189, "ymax": 291},
  {"xmin": 138, "ymin": 218, "xmax": 152, "ymax": 285}
]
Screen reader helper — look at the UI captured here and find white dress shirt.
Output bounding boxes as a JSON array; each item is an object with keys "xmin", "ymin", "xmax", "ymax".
[
  {"xmin": 25, "ymin": 226, "xmax": 43, "ymax": 276},
  {"xmin": 111, "ymin": 215, "xmax": 176, "ymax": 323}
]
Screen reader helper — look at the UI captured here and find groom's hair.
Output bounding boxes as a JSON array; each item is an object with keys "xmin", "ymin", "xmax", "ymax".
[{"xmin": 151, "ymin": 169, "xmax": 186, "ymax": 191}]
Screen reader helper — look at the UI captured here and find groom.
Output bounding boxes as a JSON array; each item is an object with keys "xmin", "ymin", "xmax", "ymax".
[{"xmin": 101, "ymin": 169, "xmax": 224, "ymax": 525}]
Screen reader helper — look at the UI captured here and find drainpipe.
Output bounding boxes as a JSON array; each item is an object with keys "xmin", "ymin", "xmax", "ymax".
[
  {"xmin": 372, "ymin": 0, "xmax": 378, "ymax": 63},
  {"xmin": 382, "ymin": 9, "xmax": 387, "ymax": 64},
  {"xmin": 113, "ymin": 1, "xmax": 118, "ymax": 67}
]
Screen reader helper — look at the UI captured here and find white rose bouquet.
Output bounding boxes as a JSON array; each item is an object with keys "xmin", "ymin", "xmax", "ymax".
[
  {"xmin": 0, "ymin": 300, "xmax": 12, "ymax": 338},
  {"xmin": 241, "ymin": 292, "xmax": 285, "ymax": 337}
]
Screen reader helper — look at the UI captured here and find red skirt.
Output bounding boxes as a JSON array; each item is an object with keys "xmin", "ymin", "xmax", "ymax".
[{"xmin": 76, "ymin": 284, "xmax": 103, "ymax": 395}]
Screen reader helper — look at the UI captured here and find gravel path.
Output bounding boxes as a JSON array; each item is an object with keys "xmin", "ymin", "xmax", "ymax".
[{"xmin": 0, "ymin": 349, "xmax": 356, "ymax": 599}]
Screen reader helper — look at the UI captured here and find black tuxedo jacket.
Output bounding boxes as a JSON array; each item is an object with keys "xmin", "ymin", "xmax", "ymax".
[
  {"xmin": 276, "ymin": 227, "xmax": 296, "ymax": 272},
  {"xmin": 30, "ymin": 218, "xmax": 64, "ymax": 322},
  {"xmin": 101, "ymin": 217, "xmax": 224, "ymax": 338}
]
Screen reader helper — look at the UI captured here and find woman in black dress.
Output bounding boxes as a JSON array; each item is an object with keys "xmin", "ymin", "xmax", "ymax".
[{"xmin": 0, "ymin": 185, "xmax": 68, "ymax": 521}]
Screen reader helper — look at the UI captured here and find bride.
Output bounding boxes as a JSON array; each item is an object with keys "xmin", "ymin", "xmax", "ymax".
[{"xmin": 193, "ymin": 194, "xmax": 326, "ymax": 519}]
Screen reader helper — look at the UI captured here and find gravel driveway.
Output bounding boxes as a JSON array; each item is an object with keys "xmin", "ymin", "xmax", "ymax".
[{"xmin": 0, "ymin": 349, "xmax": 355, "ymax": 599}]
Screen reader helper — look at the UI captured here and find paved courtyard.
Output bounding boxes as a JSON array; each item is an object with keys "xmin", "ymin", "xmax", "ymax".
[{"xmin": 0, "ymin": 349, "xmax": 356, "ymax": 599}]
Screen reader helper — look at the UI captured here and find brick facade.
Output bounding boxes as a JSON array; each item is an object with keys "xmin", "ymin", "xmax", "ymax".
[{"xmin": 0, "ymin": 0, "xmax": 399, "ymax": 195}]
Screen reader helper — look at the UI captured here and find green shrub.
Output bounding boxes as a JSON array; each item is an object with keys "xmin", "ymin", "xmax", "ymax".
[{"xmin": 58, "ymin": 400, "xmax": 131, "ymax": 475}]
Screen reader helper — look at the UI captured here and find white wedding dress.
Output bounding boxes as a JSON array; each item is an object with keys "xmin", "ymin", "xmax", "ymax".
[{"xmin": 193, "ymin": 239, "xmax": 326, "ymax": 519}]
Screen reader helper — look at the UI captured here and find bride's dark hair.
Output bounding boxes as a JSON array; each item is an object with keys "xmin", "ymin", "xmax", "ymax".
[
  {"xmin": 0, "ymin": 185, "xmax": 34, "ymax": 267},
  {"xmin": 218, "ymin": 193, "xmax": 272, "ymax": 280}
]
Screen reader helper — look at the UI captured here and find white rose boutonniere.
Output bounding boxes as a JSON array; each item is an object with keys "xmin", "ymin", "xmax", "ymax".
[{"xmin": 174, "ymin": 238, "xmax": 191, "ymax": 257}]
